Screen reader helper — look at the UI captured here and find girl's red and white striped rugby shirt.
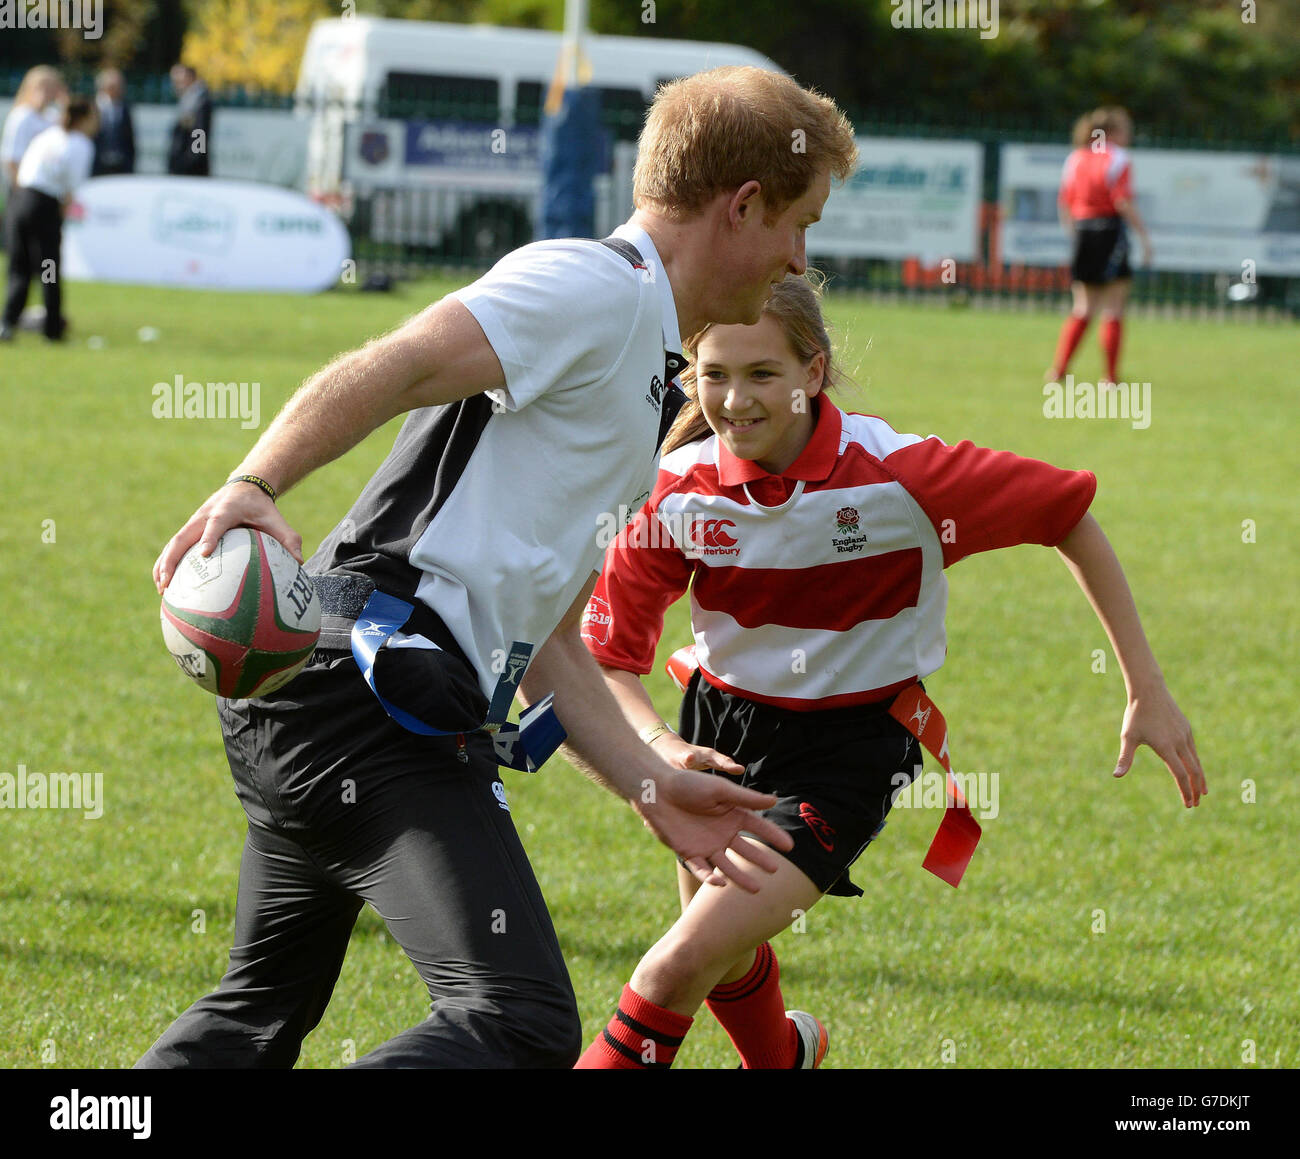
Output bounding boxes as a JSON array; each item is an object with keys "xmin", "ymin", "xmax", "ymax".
[{"xmin": 583, "ymin": 398, "xmax": 1096, "ymax": 710}]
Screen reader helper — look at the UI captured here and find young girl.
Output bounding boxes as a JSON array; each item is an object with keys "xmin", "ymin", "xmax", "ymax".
[
  {"xmin": 1048, "ymin": 106, "xmax": 1153, "ymax": 386},
  {"xmin": 575, "ymin": 275, "xmax": 1205, "ymax": 1069}
]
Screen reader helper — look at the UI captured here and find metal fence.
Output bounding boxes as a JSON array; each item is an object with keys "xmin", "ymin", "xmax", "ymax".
[{"xmin": 3, "ymin": 71, "xmax": 1296, "ymax": 318}]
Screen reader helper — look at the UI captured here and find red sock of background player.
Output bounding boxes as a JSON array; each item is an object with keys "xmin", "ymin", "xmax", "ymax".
[
  {"xmin": 1051, "ymin": 313, "xmax": 1090, "ymax": 378},
  {"xmin": 1100, "ymin": 316, "xmax": 1123, "ymax": 383},
  {"xmin": 573, "ymin": 984, "xmax": 693, "ymax": 1069},
  {"xmin": 705, "ymin": 942, "xmax": 797, "ymax": 1069}
]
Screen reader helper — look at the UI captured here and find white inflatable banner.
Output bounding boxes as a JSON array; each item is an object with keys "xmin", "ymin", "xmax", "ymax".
[{"xmin": 62, "ymin": 176, "xmax": 350, "ymax": 292}]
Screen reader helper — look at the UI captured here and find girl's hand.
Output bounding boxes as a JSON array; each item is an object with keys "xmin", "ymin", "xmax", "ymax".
[
  {"xmin": 650, "ymin": 731, "xmax": 745, "ymax": 776},
  {"xmin": 1113, "ymin": 684, "xmax": 1207, "ymax": 807}
]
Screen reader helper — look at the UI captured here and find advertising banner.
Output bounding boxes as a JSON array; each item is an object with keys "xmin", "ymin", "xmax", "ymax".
[
  {"xmin": 63, "ymin": 175, "xmax": 350, "ymax": 292},
  {"xmin": 999, "ymin": 144, "xmax": 1300, "ymax": 275},
  {"xmin": 806, "ymin": 138, "xmax": 983, "ymax": 261}
]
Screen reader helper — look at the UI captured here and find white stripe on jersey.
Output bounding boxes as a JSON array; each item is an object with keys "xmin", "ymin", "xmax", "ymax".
[
  {"xmin": 840, "ymin": 412, "xmax": 928, "ymax": 461},
  {"xmin": 655, "ymin": 414, "xmax": 949, "ymax": 704},
  {"xmin": 658, "ymin": 478, "xmax": 933, "ymax": 569}
]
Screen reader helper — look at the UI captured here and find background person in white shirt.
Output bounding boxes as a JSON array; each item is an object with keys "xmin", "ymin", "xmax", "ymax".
[
  {"xmin": 2, "ymin": 97, "xmax": 98, "ymax": 343},
  {"xmin": 1, "ymin": 65, "xmax": 67, "ymax": 188}
]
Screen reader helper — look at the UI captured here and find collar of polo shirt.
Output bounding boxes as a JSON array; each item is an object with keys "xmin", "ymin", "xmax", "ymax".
[
  {"xmin": 610, "ymin": 221, "xmax": 683, "ymax": 376},
  {"xmin": 716, "ymin": 392, "xmax": 842, "ymax": 486}
]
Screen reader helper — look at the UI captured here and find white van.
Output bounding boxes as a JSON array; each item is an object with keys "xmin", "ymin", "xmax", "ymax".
[{"xmin": 295, "ymin": 17, "xmax": 782, "ymax": 260}]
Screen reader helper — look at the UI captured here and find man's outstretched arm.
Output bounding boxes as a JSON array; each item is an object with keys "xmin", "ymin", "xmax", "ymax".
[
  {"xmin": 520, "ymin": 574, "xmax": 794, "ymax": 893},
  {"xmin": 154, "ymin": 298, "xmax": 504, "ymax": 591}
]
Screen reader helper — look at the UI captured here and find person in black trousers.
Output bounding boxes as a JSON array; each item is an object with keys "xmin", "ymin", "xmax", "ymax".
[
  {"xmin": 2, "ymin": 97, "xmax": 98, "ymax": 342},
  {"xmin": 92, "ymin": 68, "xmax": 135, "ymax": 177},
  {"xmin": 167, "ymin": 64, "xmax": 212, "ymax": 177}
]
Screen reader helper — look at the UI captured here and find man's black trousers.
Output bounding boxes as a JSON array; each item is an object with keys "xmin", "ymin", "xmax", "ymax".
[{"xmin": 135, "ymin": 646, "xmax": 582, "ymax": 1069}]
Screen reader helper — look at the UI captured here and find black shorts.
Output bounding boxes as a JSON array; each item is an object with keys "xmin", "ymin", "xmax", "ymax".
[
  {"xmin": 1070, "ymin": 216, "xmax": 1131, "ymax": 285},
  {"xmin": 678, "ymin": 674, "xmax": 920, "ymax": 897}
]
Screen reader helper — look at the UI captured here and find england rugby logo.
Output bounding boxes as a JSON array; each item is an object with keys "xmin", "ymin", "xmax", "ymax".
[{"xmin": 835, "ymin": 506, "xmax": 860, "ymax": 534}]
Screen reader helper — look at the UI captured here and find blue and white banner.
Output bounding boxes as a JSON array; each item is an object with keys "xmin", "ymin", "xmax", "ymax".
[{"xmin": 345, "ymin": 117, "xmax": 610, "ymax": 190}]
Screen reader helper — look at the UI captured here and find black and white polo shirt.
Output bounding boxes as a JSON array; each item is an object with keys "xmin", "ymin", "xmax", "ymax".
[{"xmin": 308, "ymin": 223, "xmax": 684, "ymax": 699}]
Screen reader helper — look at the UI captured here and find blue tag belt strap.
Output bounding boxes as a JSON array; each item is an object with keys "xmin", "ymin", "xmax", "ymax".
[{"xmin": 314, "ymin": 573, "xmax": 566, "ymax": 773}]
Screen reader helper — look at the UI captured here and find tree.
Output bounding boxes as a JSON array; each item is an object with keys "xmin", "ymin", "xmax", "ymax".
[{"xmin": 182, "ymin": 0, "xmax": 336, "ymax": 93}]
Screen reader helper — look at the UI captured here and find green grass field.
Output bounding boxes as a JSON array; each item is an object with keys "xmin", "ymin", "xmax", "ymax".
[{"xmin": 1, "ymin": 276, "xmax": 1295, "ymax": 1070}]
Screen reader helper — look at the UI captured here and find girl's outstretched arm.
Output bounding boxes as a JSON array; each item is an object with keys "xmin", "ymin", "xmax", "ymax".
[{"xmin": 1055, "ymin": 513, "xmax": 1207, "ymax": 807}]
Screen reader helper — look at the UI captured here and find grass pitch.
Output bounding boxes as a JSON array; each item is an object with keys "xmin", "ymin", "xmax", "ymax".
[{"xmin": 0, "ymin": 275, "xmax": 1295, "ymax": 1070}]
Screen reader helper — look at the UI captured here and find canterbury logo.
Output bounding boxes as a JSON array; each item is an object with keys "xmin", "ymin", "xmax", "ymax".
[
  {"xmin": 799, "ymin": 802, "xmax": 836, "ymax": 852},
  {"xmin": 687, "ymin": 519, "xmax": 738, "ymax": 549}
]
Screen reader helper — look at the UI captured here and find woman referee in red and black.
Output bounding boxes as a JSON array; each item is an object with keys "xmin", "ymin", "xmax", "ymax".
[{"xmin": 1047, "ymin": 107, "xmax": 1153, "ymax": 387}]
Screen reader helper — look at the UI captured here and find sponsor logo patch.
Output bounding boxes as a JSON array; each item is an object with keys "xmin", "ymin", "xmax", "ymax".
[
  {"xmin": 685, "ymin": 518, "xmax": 740, "ymax": 557},
  {"xmin": 799, "ymin": 802, "xmax": 836, "ymax": 852},
  {"xmin": 581, "ymin": 596, "xmax": 613, "ymax": 646}
]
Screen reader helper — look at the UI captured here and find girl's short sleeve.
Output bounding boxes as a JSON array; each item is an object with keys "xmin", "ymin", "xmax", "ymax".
[{"xmin": 884, "ymin": 437, "xmax": 1097, "ymax": 567}]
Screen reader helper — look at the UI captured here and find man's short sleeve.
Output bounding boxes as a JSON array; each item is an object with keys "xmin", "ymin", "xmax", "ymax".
[
  {"xmin": 452, "ymin": 242, "xmax": 637, "ymax": 412},
  {"xmin": 884, "ymin": 437, "xmax": 1096, "ymax": 567}
]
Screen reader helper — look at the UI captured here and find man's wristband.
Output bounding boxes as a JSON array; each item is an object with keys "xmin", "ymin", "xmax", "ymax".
[
  {"xmin": 637, "ymin": 722, "xmax": 673, "ymax": 746},
  {"xmin": 226, "ymin": 474, "xmax": 277, "ymax": 502}
]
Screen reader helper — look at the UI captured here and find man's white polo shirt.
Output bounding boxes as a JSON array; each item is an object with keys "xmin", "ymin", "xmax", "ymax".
[{"xmin": 308, "ymin": 224, "xmax": 683, "ymax": 699}]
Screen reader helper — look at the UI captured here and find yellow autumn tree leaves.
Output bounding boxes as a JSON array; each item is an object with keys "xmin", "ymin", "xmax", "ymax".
[
  {"xmin": 181, "ymin": 0, "xmax": 335, "ymax": 94},
  {"xmin": 180, "ymin": 1, "xmax": 556, "ymax": 94}
]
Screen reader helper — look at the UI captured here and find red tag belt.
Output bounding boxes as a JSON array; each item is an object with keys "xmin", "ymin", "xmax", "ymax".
[
  {"xmin": 666, "ymin": 648, "xmax": 980, "ymax": 887},
  {"xmin": 887, "ymin": 684, "xmax": 981, "ymax": 887}
]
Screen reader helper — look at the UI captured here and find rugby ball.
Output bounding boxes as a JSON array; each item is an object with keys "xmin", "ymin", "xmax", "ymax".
[{"xmin": 160, "ymin": 527, "xmax": 321, "ymax": 698}]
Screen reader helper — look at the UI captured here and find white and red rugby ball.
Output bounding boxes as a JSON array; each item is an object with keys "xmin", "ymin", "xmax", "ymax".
[{"xmin": 160, "ymin": 527, "xmax": 321, "ymax": 698}]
